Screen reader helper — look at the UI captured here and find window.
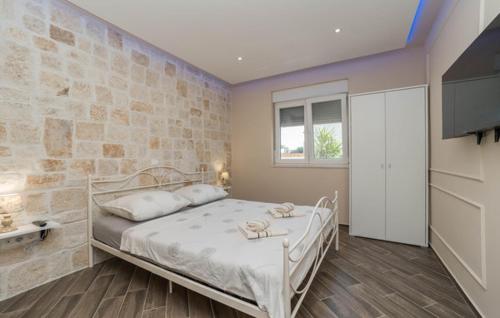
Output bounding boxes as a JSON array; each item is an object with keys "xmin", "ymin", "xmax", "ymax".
[
  {"xmin": 274, "ymin": 94, "xmax": 347, "ymax": 166},
  {"xmin": 278, "ymin": 102, "xmax": 305, "ymax": 161}
]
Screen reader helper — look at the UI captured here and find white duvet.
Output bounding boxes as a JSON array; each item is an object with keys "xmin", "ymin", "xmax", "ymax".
[{"xmin": 120, "ymin": 198, "xmax": 333, "ymax": 318}]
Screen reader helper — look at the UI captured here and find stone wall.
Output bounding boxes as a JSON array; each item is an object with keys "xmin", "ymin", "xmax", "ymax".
[{"xmin": 0, "ymin": 0, "xmax": 231, "ymax": 300}]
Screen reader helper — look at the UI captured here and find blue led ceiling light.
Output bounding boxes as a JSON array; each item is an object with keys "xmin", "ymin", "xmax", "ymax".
[{"xmin": 406, "ymin": 0, "xmax": 426, "ymax": 44}]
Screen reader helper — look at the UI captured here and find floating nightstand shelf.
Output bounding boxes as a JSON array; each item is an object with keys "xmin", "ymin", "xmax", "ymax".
[{"xmin": 0, "ymin": 221, "xmax": 61, "ymax": 242}]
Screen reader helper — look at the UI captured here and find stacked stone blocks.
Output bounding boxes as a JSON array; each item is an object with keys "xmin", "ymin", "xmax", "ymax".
[{"xmin": 0, "ymin": 0, "xmax": 231, "ymax": 300}]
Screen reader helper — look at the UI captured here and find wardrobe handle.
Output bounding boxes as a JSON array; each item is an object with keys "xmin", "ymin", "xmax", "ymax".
[
  {"xmin": 388, "ymin": 163, "xmax": 392, "ymax": 169},
  {"xmin": 380, "ymin": 163, "xmax": 384, "ymax": 169}
]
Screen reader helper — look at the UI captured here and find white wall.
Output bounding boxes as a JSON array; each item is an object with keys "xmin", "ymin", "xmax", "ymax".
[
  {"xmin": 231, "ymin": 47, "xmax": 427, "ymax": 225},
  {"xmin": 427, "ymin": 0, "xmax": 500, "ymax": 316}
]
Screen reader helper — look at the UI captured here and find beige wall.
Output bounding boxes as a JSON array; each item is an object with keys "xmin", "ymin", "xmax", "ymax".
[
  {"xmin": 231, "ymin": 47, "xmax": 426, "ymax": 224},
  {"xmin": 428, "ymin": 0, "xmax": 500, "ymax": 317},
  {"xmin": 0, "ymin": 0, "xmax": 230, "ymax": 300}
]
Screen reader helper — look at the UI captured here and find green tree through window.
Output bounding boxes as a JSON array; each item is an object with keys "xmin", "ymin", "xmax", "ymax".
[{"xmin": 314, "ymin": 127, "xmax": 342, "ymax": 159}]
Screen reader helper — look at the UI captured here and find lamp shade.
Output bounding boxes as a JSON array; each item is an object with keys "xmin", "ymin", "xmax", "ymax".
[{"xmin": 220, "ymin": 171, "xmax": 230, "ymax": 181}]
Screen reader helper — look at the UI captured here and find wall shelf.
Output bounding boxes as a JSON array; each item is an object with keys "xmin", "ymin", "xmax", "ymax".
[{"xmin": 0, "ymin": 221, "xmax": 61, "ymax": 241}]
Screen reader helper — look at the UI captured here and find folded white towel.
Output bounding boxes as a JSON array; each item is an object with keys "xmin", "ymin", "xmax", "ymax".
[
  {"xmin": 280, "ymin": 202, "xmax": 295, "ymax": 212},
  {"xmin": 267, "ymin": 202, "xmax": 304, "ymax": 218},
  {"xmin": 238, "ymin": 222, "xmax": 288, "ymax": 240},
  {"xmin": 245, "ymin": 219, "xmax": 270, "ymax": 232}
]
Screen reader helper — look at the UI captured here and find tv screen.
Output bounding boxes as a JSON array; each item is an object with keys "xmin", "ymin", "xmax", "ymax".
[{"xmin": 442, "ymin": 13, "xmax": 500, "ymax": 141}]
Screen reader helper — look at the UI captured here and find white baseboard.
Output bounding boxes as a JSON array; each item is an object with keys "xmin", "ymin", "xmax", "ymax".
[{"xmin": 429, "ymin": 239, "xmax": 485, "ymax": 318}]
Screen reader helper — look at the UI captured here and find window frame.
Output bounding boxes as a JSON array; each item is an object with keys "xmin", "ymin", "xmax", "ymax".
[
  {"xmin": 274, "ymin": 93, "xmax": 348, "ymax": 167},
  {"xmin": 274, "ymin": 99, "xmax": 308, "ymax": 165}
]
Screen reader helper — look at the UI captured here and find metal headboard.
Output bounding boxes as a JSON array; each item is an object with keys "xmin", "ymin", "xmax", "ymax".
[
  {"xmin": 87, "ymin": 165, "xmax": 206, "ymax": 264},
  {"xmin": 90, "ymin": 165, "xmax": 205, "ymax": 195}
]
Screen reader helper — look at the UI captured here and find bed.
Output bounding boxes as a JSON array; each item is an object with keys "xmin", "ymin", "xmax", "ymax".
[{"xmin": 88, "ymin": 166, "xmax": 339, "ymax": 318}]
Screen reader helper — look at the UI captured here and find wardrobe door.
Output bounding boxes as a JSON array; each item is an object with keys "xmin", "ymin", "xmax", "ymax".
[
  {"xmin": 350, "ymin": 93, "xmax": 386, "ymax": 240},
  {"xmin": 385, "ymin": 87, "xmax": 426, "ymax": 246}
]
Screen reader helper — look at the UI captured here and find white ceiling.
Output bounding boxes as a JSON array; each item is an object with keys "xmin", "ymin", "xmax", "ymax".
[{"xmin": 67, "ymin": 0, "xmax": 420, "ymax": 84}]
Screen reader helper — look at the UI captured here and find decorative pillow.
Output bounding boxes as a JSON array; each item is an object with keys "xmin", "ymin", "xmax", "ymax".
[
  {"xmin": 101, "ymin": 191, "xmax": 190, "ymax": 221},
  {"xmin": 174, "ymin": 184, "xmax": 227, "ymax": 205}
]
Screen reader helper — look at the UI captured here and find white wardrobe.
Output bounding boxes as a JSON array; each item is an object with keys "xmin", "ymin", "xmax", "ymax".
[{"xmin": 349, "ymin": 85, "xmax": 427, "ymax": 246}]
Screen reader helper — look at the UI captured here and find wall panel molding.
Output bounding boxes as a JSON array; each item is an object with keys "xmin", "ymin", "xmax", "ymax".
[
  {"xmin": 429, "ymin": 168, "xmax": 484, "ymax": 183},
  {"xmin": 430, "ymin": 237, "xmax": 485, "ymax": 317},
  {"xmin": 429, "ymin": 183, "xmax": 487, "ymax": 289}
]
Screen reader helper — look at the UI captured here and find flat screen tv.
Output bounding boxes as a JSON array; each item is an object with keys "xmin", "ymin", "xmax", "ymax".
[{"xmin": 442, "ymin": 13, "xmax": 500, "ymax": 144}]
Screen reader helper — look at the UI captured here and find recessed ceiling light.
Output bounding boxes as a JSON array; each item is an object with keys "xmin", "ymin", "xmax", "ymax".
[
  {"xmin": 335, "ymin": 28, "xmax": 341, "ymax": 33},
  {"xmin": 237, "ymin": 56, "xmax": 243, "ymax": 61}
]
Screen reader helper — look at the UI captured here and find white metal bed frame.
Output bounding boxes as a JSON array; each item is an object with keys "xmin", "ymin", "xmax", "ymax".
[{"xmin": 87, "ymin": 165, "xmax": 339, "ymax": 318}]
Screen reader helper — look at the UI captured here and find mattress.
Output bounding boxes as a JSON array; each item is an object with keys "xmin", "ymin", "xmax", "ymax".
[
  {"xmin": 119, "ymin": 198, "xmax": 333, "ymax": 318},
  {"xmin": 93, "ymin": 214, "xmax": 139, "ymax": 249},
  {"xmin": 93, "ymin": 207, "xmax": 195, "ymax": 248}
]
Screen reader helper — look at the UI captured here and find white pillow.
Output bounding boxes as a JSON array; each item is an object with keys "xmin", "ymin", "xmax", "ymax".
[
  {"xmin": 101, "ymin": 190, "xmax": 190, "ymax": 221},
  {"xmin": 174, "ymin": 184, "xmax": 227, "ymax": 205}
]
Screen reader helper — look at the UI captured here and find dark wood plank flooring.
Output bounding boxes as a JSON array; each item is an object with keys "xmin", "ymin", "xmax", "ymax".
[{"xmin": 0, "ymin": 226, "xmax": 478, "ymax": 318}]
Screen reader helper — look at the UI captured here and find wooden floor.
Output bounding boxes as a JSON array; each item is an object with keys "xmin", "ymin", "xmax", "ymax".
[{"xmin": 0, "ymin": 226, "xmax": 478, "ymax": 318}]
